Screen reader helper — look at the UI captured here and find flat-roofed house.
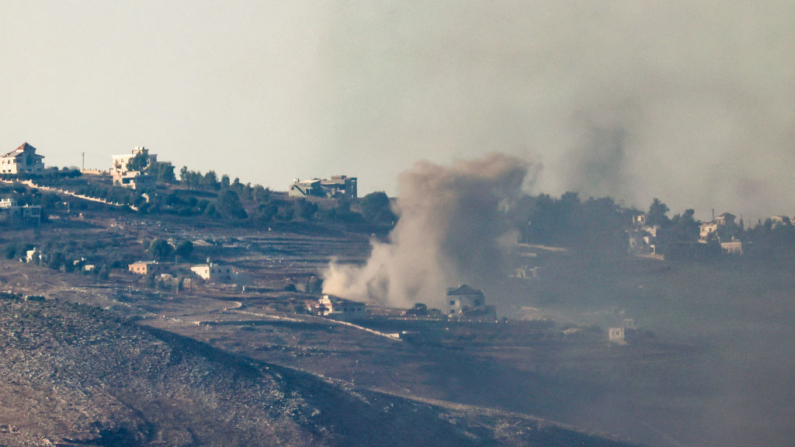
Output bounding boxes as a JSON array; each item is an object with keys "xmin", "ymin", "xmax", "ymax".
[
  {"xmin": 191, "ymin": 263, "xmax": 233, "ymax": 282},
  {"xmin": 288, "ymin": 175, "xmax": 357, "ymax": 199},
  {"xmin": 306, "ymin": 295, "xmax": 367, "ymax": 320},
  {"xmin": 129, "ymin": 261, "xmax": 159, "ymax": 275}
]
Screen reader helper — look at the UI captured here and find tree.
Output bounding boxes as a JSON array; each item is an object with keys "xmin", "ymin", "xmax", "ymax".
[
  {"xmin": 5, "ymin": 243, "xmax": 18, "ymax": 260},
  {"xmin": 175, "ymin": 240, "xmax": 194, "ymax": 259},
  {"xmin": 147, "ymin": 162, "xmax": 176, "ymax": 183},
  {"xmin": 295, "ymin": 199, "xmax": 318, "ymax": 220},
  {"xmin": 252, "ymin": 185, "xmax": 270, "ymax": 203},
  {"xmin": 126, "ymin": 151, "xmax": 149, "ymax": 172},
  {"xmin": 215, "ymin": 189, "xmax": 248, "ymax": 219},
  {"xmin": 202, "ymin": 171, "xmax": 220, "ymax": 191},
  {"xmin": 48, "ymin": 252, "xmax": 65, "ymax": 270},
  {"xmin": 669, "ymin": 209, "xmax": 700, "ymax": 242},
  {"xmin": 255, "ymin": 203, "xmax": 278, "ymax": 223},
  {"xmin": 646, "ymin": 198, "xmax": 671, "ymax": 227},
  {"xmin": 148, "ymin": 238, "xmax": 174, "ymax": 260},
  {"xmin": 360, "ymin": 191, "xmax": 395, "ymax": 224}
]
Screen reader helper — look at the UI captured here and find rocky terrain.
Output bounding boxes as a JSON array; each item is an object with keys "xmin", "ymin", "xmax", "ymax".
[{"xmin": 0, "ymin": 295, "xmax": 635, "ymax": 447}]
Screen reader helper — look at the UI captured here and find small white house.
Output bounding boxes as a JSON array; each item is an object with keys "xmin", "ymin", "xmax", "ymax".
[
  {"xmin": 608, "ymin": 327, "xmax": 626, "ymax": 343},
  {"xmin": 129, "ymin": 260, "xmax": 159, "ymax": 275},
  {"xmin": 306, "ymin": 295, "xmax": 367, "ymax": 320}
]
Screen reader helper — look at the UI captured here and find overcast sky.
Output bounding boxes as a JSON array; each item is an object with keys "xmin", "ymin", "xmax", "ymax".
[{"xmin": 1, "ymin": 1, "xmax": 793, "ymax": 220}]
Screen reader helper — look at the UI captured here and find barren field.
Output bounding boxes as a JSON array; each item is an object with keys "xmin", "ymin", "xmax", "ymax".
[
  {"xmin": 0, "ymin": 212, "xmax": 643, "ymax": 446},
  {"xmin": 2, "ymin": 210, "xmax": 794, "ymax": 446}
]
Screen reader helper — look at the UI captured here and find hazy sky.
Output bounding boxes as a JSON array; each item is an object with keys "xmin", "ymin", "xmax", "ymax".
[{"xmin": 2, "ymin": 1, "xmax": 794, "ymax": 219}]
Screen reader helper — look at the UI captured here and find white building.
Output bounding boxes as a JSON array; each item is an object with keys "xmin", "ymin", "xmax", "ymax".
[
  {"xmin": 111, "ymin": 147, "xmax": 157, "ymax": 189},
  {"xmin": 129, "ymin": 260, "xmax": 160, "ymax": 275},
  {"xmin": 1, "ymin": 143, "xmax": 45, "ymax": 175},
  {"xmin": 445, "ymin": 285, "xmax": 497, "ymax": 321},
  {"xmin": 608, "ymin": 327, "xmax": 626, "ymax": 343},
  {"xmin": 288, "ymin": 175, "xmax": 358, "ymax": 199},
  {"xmin": 191, "ymin": 263, "xmax": 233, "ymax": 282},
  {"xmin": 721, "ymin": 240, "xmax": 743, "ymax": 255},
  {"xmin": 306, "ymin": 295, "xmax": 367, "ymax": 320}
]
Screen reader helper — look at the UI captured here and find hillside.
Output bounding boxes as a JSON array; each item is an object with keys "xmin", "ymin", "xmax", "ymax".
[{"xmin": 0, "ymin": 296, "xmax": 635, "ymax": 447}]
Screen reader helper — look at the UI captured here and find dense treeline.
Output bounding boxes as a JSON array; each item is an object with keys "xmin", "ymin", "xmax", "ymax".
[
  {"xmin": 509, "ymin": 192, "xmax": 630, "ymax": 252},
  {"xmin": 509, "ymin": 191, "xmax": 795, "ymax": 258}
]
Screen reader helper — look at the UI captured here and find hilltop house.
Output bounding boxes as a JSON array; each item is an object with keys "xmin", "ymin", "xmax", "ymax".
[
  {"xmin": 1, "ymin": 143, "xmax": 45, "ymax": 175},
  {"xmin": 190, "ymin": 263, "xmax": 233, "ymax": 282},
  {"xmin": 445, "ymin": 285, "xmax": 497, "ymax": 321},
  {"xmin": 111, "ymin": 147, "xmax": 157, "ymax": 189},
  {"xmin": 289, "ymin": 175, "xmax": 357, "ymax": 199},
  {"xmin": 306, "ymin": 295, "xmax": 367, "ymax": 320}
]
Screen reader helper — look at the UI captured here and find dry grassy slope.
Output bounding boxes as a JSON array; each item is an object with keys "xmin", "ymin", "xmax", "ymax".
[{"xmin": 0, "ymin": 297, "xmax": 636, "ymax": 447}]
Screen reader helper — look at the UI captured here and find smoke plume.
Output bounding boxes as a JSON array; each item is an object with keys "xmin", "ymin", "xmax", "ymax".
[{"xmin": 323, "ymin": 153, "xmax": 530, "ymax": 308}]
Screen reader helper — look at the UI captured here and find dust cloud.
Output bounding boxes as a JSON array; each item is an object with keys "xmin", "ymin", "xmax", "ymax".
[{"xmin": 323, "ymin": 153, "xmax": 531, "ymax": 308}]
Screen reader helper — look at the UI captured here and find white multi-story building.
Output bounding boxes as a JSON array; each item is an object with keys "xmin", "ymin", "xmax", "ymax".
[
  {"xmin": 111, "ymin": 147, "xmax": 157, "ymax": 189},
  {"xmin": 1, "ymin": 143, "xmax": 45, "ymax": 175},
  {"xmin": 445, "ymin": 285, "xmax": 496, "ymax": 321}
]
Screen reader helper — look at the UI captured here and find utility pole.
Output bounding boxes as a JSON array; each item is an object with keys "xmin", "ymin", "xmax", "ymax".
[{"xmin": 82, "ymin": 152, "xmax": 85, "ymax": 171}]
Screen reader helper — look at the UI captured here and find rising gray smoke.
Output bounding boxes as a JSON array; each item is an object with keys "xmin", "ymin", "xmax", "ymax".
[
  {"xmin": 311, "ymin": 1, "xmax": 795, "ymax": 220},
  {"xmin": 323, "ymin": 153, "xmax": 530, "ymax": 308}
]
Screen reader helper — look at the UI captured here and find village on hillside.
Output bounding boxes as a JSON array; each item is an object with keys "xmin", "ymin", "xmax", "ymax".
[
  {"xmin": 0, "ymin": 143, "xmax": 792, "ymax": 343},
  {"xmin": 1, "ymin": 140, "xmax": 794, "ymax": 447}
]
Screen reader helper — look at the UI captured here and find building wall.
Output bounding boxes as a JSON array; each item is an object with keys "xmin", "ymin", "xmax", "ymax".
[
  {"xmin": 191, "ymin": 264, "xmax": 232, "ymax": 281},
  {"xmin": 129, "ymin": 263, "xmax": 157, "ymax": 275},
  {"xmin": 446, "ymin": 293, "xmax": 485, "ymax": 314}
]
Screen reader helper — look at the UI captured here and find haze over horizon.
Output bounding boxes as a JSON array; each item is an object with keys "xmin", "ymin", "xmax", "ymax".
[{"xmin": 2, "ymin": 1, "xmax": 794, "ymax": 220}]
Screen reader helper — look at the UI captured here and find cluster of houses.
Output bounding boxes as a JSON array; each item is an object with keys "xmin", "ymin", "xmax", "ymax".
[
  {"xmin": 629, "ymin": 211, "xmax": 745, "ymax": 258},
  {"xmin": 4, "ymin": 143, "xmax": 360, "ymax": 200},
  {"xmin": 304, "ymin": 284, "xmax": 497, "ymax": 322},
  {"xmin": 1, "ymin": 142, "xmax": 162, "ymax": 191},
  {"xmin": 22, "ymin": 247, "xmax": 96, "ymax": 272},
  {"xmin": 128, "ymin": 260, "xmax": 237, "ymax": 283}
]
